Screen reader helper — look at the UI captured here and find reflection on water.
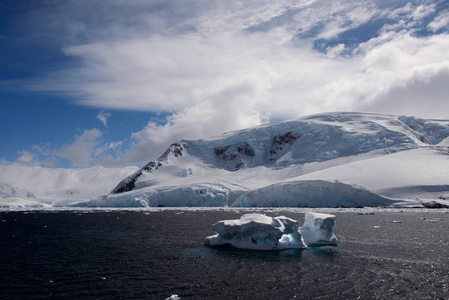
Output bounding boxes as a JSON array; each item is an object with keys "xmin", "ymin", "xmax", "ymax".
[
  {"xmin": 186, "ymin": 245, "xmax": 306, "ymax": 261},
  {"xmin": 183, "ymin": 241, "xmax": 339, "ymax": 263}
]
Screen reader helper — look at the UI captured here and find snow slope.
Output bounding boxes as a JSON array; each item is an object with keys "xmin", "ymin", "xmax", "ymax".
[{"xmin": 83, "ymin": 112, "xmax": 449, "ymax": 208}]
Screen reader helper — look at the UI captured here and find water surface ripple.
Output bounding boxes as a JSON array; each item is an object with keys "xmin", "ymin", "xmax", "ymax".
[{"xmin": 1, "ymin": 210, "xmax": 448, "ymax": 299}]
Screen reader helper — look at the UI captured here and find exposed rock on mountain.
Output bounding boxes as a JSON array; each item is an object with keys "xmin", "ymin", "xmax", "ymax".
[
  {"xmin": 270, "ymin": 131, "xmax": 301, "ymax": 161},
  {"xmin": 214, "ymin": 142, "xmax": 255, "ymax": 171}
]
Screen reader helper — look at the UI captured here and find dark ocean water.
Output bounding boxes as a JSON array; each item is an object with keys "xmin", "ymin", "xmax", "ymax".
[{"xmin": 1, "ymin": 209, "xmax": 449, "ymax": 299}]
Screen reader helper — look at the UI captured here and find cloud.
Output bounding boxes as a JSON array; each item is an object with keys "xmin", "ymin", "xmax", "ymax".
[
  {"xmin": 17, "ymin": 151, "xmax": 35, "ymax": 165},
  {"xmin": 411, "ymin": 4, "xmax": 436, "ymax": 21},
  {"xmin": 0, "ymin": 164, "xmax": 139, "ymax": 198},
  {"xmin": 359, "ymin": 61, "xmax": 449, "ymax": 117},
  {"xmin": 124, "ymin": 83, "xmax": 269, "ymax": 162},
  {"xmin": 355, "ymin": 31, "xmax": 449, "ymax": 118},
  {"xmin": 26, "ymin": 1, "xmax": 376, "ymax": 112},
  {"xmin": 10, "ymin": 0, "xmax": 449, "ymax": 165},
  {"xmin": 10, "ymin": 128, "xmax": 131, "ymax": 168},
  {"xmin": 428, "ymin": 13, "xmax": 449, "ymax": 32},
  {"xmin": 96, "ymin": 110, "xmax": 111, "ymax": 127},
  {"xmin": 57, "ymin": 128, "xmax": 103, "ymax": 167}
]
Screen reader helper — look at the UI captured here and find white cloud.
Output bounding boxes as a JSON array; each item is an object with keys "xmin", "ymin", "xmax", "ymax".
[
  {"xmin": 96, "ymin": 110, "xmax": 111, "ymax": 127},
  {"xmin": 30, "ymin": 1, "xmax": 380, "ymax": 112},
  {"xmin": 355, "ymin": 32, "xmax": 449, "ymax": 118},
  {"xmin": 15, "ymin": 0, "xmax": 449, "ymax": 164},
  {"xmin": 17, "ymin": 151, "xmax": 35, "ymax": 165},
  {"xmin": 0, "ymin": 164, "xmax": 139, "ymax": 198},
  {"xmin": 124, "ymin": 83, "xmax": 269, "ymax": 162},
  {"xmin": 411, "ymin": 4, "xmax": 436, "ymax": 21},
  {"xmin": 326, "ymin": 43, "xmax": 346, "ymax": 58},
  {"xmin": 428, "ymin": 13, "xmax": 449, "ymax": 32},
  {"xmin": 58, "ymin": 128, "xmax": 103, "ymax": 167},
  {"xmin": 359, "ymin": 61, "xmax": 449, "ymax": 117},
  {"xmin": 12, "ymin": 129, "xmax": 130, "ymax": 168}
]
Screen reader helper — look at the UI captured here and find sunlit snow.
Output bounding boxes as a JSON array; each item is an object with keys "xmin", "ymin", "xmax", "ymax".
[{"xmin": 83, "ymin": 112, "xmax": 449, "ymax": 208}]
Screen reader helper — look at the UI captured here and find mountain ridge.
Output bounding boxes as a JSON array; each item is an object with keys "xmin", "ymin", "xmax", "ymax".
[
  {"xmin": 3, "ymin": 112, "xmax": 448, "ymax": 209},
  {"xmin": 89, "ymin": 112, "xmax": 449, "ymax": 208}
]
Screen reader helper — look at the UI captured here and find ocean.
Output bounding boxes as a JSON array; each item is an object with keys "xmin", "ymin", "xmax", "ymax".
[{"xmin": 1, "ymin": 209, "xmax": 448, "ymax": 299}]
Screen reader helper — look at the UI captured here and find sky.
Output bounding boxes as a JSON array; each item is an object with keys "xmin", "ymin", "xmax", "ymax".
[{"xmin": 2, "ymin": 0, "xmax": 449, "ymax": 174}]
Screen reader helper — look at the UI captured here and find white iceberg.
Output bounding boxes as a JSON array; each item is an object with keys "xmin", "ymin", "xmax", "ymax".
[
  {"xmin": 205, "ymin": 212, "xmax": 337, "ymax": 250},
  {"xmin": 205, "ymin": 213, "xmax": 306, "ymax": 250},
  {"xmin": 301, "ymin": 212, "xmax": 337, "ymax": 246}
]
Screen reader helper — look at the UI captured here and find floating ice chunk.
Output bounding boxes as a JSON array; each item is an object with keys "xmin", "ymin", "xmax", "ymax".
[
  {"xmin": 205, "ymin": 213, "xmax": 307, "ymax": 250},
  {"xmin": 301, "ymin": 212, "xmax": 337, "ymax": 246},
  {"xmin": 421, "ymin": 217, "xmax": 444, "ymax": 222}
]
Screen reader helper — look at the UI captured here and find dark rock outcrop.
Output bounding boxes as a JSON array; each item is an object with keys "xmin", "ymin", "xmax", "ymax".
[
  {"xmin": 214, "ymin": 142, "xmax": 255, "ymax": 171},
  {"xmin": 270, "ymin": 131, "xmax": 301, "ymax": 161},
  {"xmin": 111, "ymin": 143, "xmax": 187, "ymax": 194}
]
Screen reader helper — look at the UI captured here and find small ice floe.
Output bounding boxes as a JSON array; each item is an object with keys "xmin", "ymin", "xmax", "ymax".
[
  {"xmin": 421, "ymin": 217, "xmax": 444, "ymax": 223},
  {"xmin": 205, "ymin": 212, "xmax": 337, "ymax": 250},
  {"xmin": 373, "ymin": 226, "xmax": 381, "ymax": 229},
  {"xmin": 357, "ymin": 212, "xmax": 374, "ymax": 215},
  {"xmin": 392, "ymin": 220, "xmax": 402, "ymax": 223},
  {"xmin": 166, "ymin": 295, "xmax": 181, "ymax": 300}
]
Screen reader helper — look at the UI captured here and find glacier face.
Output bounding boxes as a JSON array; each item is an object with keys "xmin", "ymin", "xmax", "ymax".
[{"xmin": 83, "ymin": 112, "xmax": 449, "ymax": 208}]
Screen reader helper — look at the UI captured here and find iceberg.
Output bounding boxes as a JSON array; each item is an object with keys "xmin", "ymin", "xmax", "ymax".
[
  {"xmin": 205, "ymin": 213, "xmax": 306, "ymax": 250},
  {"xmin": 205, "ymin": 212, "xmax": 337, "ymax": 250},
  {"xmin": 301, "ymin": 212, "xmax": 337, "ymax": 246}
]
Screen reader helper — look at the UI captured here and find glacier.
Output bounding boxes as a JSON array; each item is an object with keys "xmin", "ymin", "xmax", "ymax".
[
  {"xmin": 204, "ymin": 212, "xmax": 336, "ymax": 250},
  {"xmin": 80, "ymin": 112, "xmax": 449, "ymax": 208},
  {"xmin": 4, "ymin": 112, "xmax": 449, "ymax": 209}
]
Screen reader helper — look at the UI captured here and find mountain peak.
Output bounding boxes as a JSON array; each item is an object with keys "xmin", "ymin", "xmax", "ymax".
[{"xmin": 98, "ymin": 112, "xmax": 449, "ymax": 208}]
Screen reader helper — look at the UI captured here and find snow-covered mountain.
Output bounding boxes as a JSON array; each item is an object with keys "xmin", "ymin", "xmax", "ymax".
[
  {"xmin": 0, "ymin": 182, "xmax": 51, "ymax": 208},
  {"xmin": 83, "ymin": 112, "xmax": 449, "ymax": 208},
  {"xmin": 0, "ymin": 166, "xmax": 139, "ymax": 208}
]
